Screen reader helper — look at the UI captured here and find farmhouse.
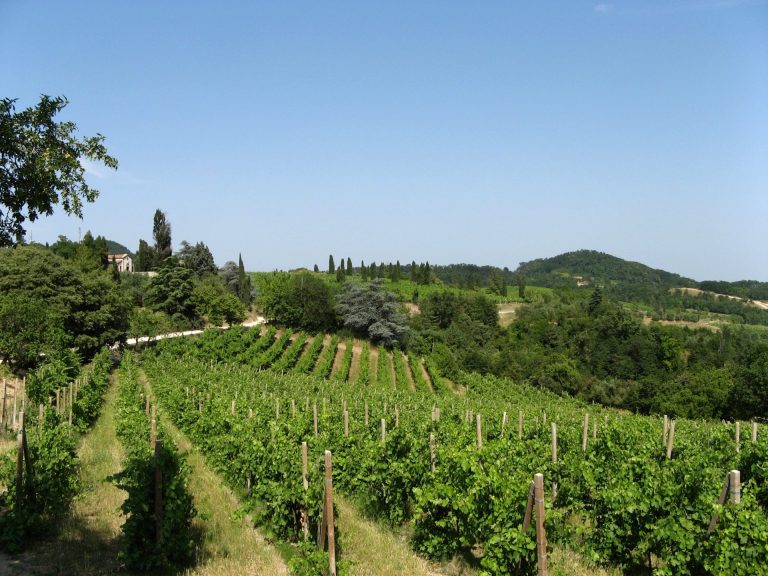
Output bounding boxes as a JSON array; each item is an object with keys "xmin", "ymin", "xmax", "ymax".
[{"xmin": 108, "ymin": 253, "xmax": 134, "ymax": 273}]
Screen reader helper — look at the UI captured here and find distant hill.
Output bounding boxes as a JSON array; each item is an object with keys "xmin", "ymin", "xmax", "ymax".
[
  {"xmin": 514, "ymin": 250, "xmax": 698, "ymax": 301},
  {"xmin": 106, "ymin": 239, "xmax": 133, "ymax": 256}
]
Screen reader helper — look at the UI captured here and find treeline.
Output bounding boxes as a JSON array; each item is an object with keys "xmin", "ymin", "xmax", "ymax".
[{"xmin": 409, "ymin": 287, "xmax": 768, "ymax": 421}]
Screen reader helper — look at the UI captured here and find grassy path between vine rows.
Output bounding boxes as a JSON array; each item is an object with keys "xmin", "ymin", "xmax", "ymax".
[
  {"xmin": 1, "ymin": 376, "xmax": 126, "ymax": 575},
  {"xmin": 139, "ymin": 371, "xmax": 290, "ymax": 576}
]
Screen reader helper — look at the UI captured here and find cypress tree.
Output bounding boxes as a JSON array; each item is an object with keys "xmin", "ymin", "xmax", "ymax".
[
  {"xmin": 361, "ymin": 260, "xmax": 368, "ymax": 281},
  {"xmin": 328, "ymin": 254, "xmax": 335, "ymax": 274},
  {"xmin": 346, "ymin": 257, "xmax": 353, "ymax": 275}
]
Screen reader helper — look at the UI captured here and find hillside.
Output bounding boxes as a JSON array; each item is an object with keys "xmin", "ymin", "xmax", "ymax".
[
  {"xmin": 105, "ymin": 239, "xmax": 132, "ymax": 256},
  {"xmin": 515, "ymin": 249, "xmax": 697, "ymax": 292}
]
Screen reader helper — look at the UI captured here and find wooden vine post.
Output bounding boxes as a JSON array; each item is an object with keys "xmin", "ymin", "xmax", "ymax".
[
  {"xmin": 313, "ymin": 402, "xmax": 318, "ymax": 437},
  {"xmin": 154, "ymin": 439, "xmax": 163, "ymax": 545},
  {"xmin": 429, "ymin": 433, "xmax": 436, "ymax": 473},
  {"xmin": 735, "ymin": 422, "xmax": 740, "ymax": 454},
  {"xmin": 380, "ymin": 418, "xmax": 387, "ymax": 443},
  {"xmin": 551, "ymin": 422, "xmax": 558, "ymax": 500},
  {"xmin": 15, "ymin": 411, "xmax": 25, "ymax": 510},
  {"xmin": 753, "ymin": 421, "xmax": 758, "ymax": 443},
  {"xmin": 582, "ymin": 413, "xmax": 589, "ymax": 452},
  {"xmin": 476, "ymin": 414, "xmax": 483, "ymax": 449},
  {"xmin": 317, "ymin": 450, "xmax": 337, "ymax": 576},
  {"xmin": 666, "ymin": 420, "xmax": 676, "ymax": 459},
  {"xmin": 300, "ymin": 441, "xmax": 309, "ymax": 538},
  {"xmin": 518, "ymin": 410, "xmax": 523, "ymax": 439},
  {"xmin": 707, "ymin": 469, "xmax": 742, "ymax": 537},
  {"xmin": 1, "ymin": 378, "xmax": 7, "ymax": 430},
  {"xmin": 534, "ymin": 473, "xmax": 548, "ymax": 576}
]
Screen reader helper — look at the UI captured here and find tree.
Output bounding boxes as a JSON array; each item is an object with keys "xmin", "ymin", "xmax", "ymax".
[
  {"xmin": 145, "ymin": 259, "xmax": 198, "ymax": 326},
  {"xmin": 346, "ymin": 257, "xmax": 353, "ymax": 275},
  {"xmin": 328, "ymin": 254, "xmax": 335, "ymax": 274},
  {"xmin": 360, "ymin": 260, "xmax": 368, "ymax": 281},
  {"xmin": 0, "ymin": 95, "xmax": 117, "ymax": 246},
  {"xmin": 237, "ymin": 253, "xmax": 253, "ymax": 306},
  {"xmin": 313, "ymin": 264, "xmax": 319, "ymax": 273},
  {"xmin": 0, "ymin": 245, "xmax": 130, "ymax": 366},
  {"xmin": 517, "ymin": 273, "xmax": 527, "ymax": 299},
  {"xmin": 337, "ymin": 279, "xmax": 408, "ymax": 348},
  {"xmin": 135, "ymin": 239, "xmax": 154, "ymax": 272},
  {"xmin": 191, "ymin": 275, "xmax": 246, "ymax": 327},
  {"xmin": 336, "ymin": 258, "xmax": 346, "ymax": 282},
  {"xmin": 178, "ymin": 240, "xmax": 216, "ymax": 278},
  {"xmin": 257, "ymin": 272, "xmax": 337, "ymax": 331},
  {"xmin": 152, "ymin": 209, "xmax": 172, "ymax": 265}
]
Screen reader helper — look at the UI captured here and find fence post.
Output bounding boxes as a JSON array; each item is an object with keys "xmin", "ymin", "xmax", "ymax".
[
  {"xmin": 343, "ymin": 410, "xmax": 349, "ymax": 437},
  {"xmin": 753, "ymin": 421, "xmax": 758, "ymax": 443},
  {"xmin": 365, "ymin": 402, "xmax": 369, "ymax": 426},
  {"xmin": 582, "ymin": 413, "xmax": 589, "ymax": 453},
  {"xmin": 518, "ymin": 410, "xmax": 523, "ymax": 439},
  {"xmin": 313, "ymin": 402, "xmax": 318, "ymax": 437},
  {"xmin": 735, "ymin": 422, "xmax": 740, "ymax": 454},
  {"xmin": 534, "ymin": 473, "xmax": 548, "ymax": 576}
]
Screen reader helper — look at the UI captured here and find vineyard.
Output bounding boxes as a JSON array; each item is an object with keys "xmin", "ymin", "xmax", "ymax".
[{"xmin": 135, "ymin": 327, "xmax": 768, "ymax": 575}]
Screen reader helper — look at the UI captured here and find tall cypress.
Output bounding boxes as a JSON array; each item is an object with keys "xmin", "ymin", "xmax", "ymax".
[{"xmin": 328, "ymin": 254, "xmax": 335, "ymax": 274}]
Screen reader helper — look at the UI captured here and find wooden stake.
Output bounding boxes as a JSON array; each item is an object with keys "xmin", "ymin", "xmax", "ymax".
[
  {"xmin": 729, "ymin": 469, "xmax": 740, "ymax": 504},
  {"xmin": 324, "ymin": 451, "xmax": 337, "ymax": 576},
  {"xmin": 518, "ymin": 410, "xmax": 523, "ymax": 439},
  {"xmin": 154, "ymin": 440, "xmax": 163, "ymax": 544},
  {"xmin": 593, "ymin": 420, "xmax": 597, "ymax": 440},
  {"xmin": 551, "ymin": 422, "xmax": 557, "ymax": 463},
  {"xmin": 753, "ymin": 421, "xmax": 758, "ymax": 443},
  {"xmin": 365, "ymin": 402, "xmax": 369, "ymax": 426},
  {"xmin": 663, "ymin": 415, "xmax": 669, "ymax": 448},
  {"xmin": 551, "ymin": 422, "xmax": 558, "ymax": 500},
  {"xmin": 231, "ymin": 399, "xmax": 235, "ymax": 415},
  {"xmin": 706, "ymin": 472, "xmax": 731, "ymax": 537},
  {"xmin": 151, "ymin": 405, "xmax": 157, "ymax": 450},
  {"xmin": 381, "ymin": 418, "xmax": 386, "ymax": 443},
  {"xmin": 666, "ymin": 420, "xmax": 675, "ymax": 459},
  {"xmin": 522, "ymin": 480, "xmax": 535, "ymax": 533},
  {"xmin": 1, "ymin": 378, "xmax": 7, "ymax": 430},
  {"xmin": 301, "ymin": 441, "xmax": 309, "ymax": 539},
  {"xmin": 15, "ymin": 411, "xmax": 24, "ymax": 511},
  {"xmin": 429, "ymin": 433, "xmax": 436, "ymax": 473},
  {"xmin": 582, "ymin": 413, "xmax": 589, "ymax": 453},
  {"xmin": 313, "ymin": 402, "xmax": 318, "ymax": 437},
  {"xmin": 501, "ymin": 411, "xmax": 508, "ymax": 437},
  {"xmin": 534, "ymin": 473, "xmax": 548, "ymax": 576},
  {"xmin": 735, "ymin": 422, "xmax": 740, "ymax": 454},
  {"xmin": 343, "ymin": 410, "xmax": 349, "ymax": 437},
  {"xmin": 275, "ymin": 398, "xmax": 280, "ymax": 420},
  {"xmin": 248, "ymin": 407, "xmax": 253, "ymax": 419},
  {"xmin": 291, "ymin": 399, "xmax": 296, "ymax": 418},
  {"xmin": 476, "ymin": 414, "xmax": 483, "ymax": 449}
]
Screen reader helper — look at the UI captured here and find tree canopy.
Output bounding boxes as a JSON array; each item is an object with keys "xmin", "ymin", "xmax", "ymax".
[{"xmin": 0, "ymin": 96, "xmax": 117, "ymax": 246}]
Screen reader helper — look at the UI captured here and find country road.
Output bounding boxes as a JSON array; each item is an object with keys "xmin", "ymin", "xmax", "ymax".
[{"xmin": 124, "ymin": 316, "xmax": 266, "ymax": 346}]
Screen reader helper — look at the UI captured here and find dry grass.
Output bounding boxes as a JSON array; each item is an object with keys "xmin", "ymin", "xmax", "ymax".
[
  {"xmin": 151, "ymin": 376, "xmax": 289, "ymax": 576},
  {"xmin": 12, "ymin": 378, "xmax": 128, "ymax": 576},
  {"xmin": 336, "ymin": 496, "xmax": 443, "ymax": 576}
]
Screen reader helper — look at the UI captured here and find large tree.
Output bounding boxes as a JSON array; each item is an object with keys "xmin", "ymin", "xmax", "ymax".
[
  {"xmin": 0, "ymin": 96, "xmax": 117, "ymax": 246},
  {"xmin": 178, "ymin": 240, "xmax": 216, "ymax": 278},
  {"xmin": 0, "ymin": 245, "xmax": 130, "ymax": 367},
  {"xmin": 337, "ymin": 279, "xmax": 408, "ymax": 348},
  {"xmin": 152, "ymin": 209, "xmax": 172, "ymax": 265}
]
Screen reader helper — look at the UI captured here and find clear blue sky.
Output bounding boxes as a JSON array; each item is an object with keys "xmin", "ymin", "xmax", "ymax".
[{"xmin": 2, "ymin": 1, "xmax": 767, "ymax": 281}]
